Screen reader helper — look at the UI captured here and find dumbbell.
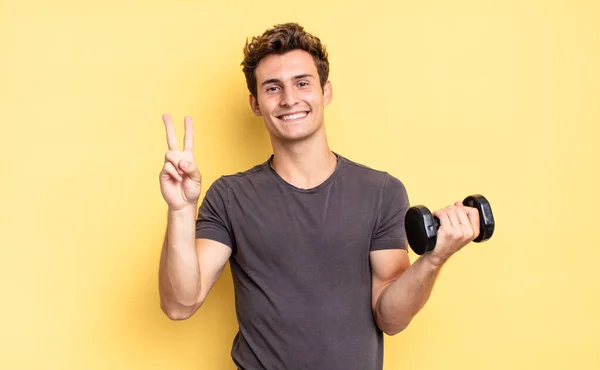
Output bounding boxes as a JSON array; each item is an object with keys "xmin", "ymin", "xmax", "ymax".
[{"xmin": 405, "ymin": 194, "xmax": 495, "ymax": 255}]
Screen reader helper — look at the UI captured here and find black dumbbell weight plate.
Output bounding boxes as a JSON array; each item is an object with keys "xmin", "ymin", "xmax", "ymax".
[
  {"xmin": 405, "ymin": 205, "xmax": 439, "ymax": 255},
  {"xmin": 462, "ymin": 194, "xmax": 495, "ymax": 242}
]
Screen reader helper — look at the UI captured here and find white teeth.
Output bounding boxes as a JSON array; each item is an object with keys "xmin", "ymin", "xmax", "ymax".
[{"xmin": 280, "ymin": 112, "xmax": 307, "ymax": 121}]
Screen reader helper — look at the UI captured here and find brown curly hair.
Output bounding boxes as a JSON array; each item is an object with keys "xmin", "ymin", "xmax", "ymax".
[{"xmin": 241, "ymin": 23, "xmax": 330, "ymax": 98}]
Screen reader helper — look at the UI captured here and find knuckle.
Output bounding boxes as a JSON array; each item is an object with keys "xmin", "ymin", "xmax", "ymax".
[
  {"xmin": 464, "ymin": 228, "xmax": 474, "ymax": 239},
  {"xmin": 446, "ymin": 228, "xmax": 460, "ymax": 239}
]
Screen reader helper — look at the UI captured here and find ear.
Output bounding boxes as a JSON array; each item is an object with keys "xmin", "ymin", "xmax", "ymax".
[
  {"xmin": 323, "ymin": 81, "xmax": 333, "ymax": 106},
  {"xmin": 249, "ymin": 94, "xmax": 262, "ymax": 116}
]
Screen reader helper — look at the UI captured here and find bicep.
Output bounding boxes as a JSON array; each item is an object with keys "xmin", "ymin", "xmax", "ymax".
[
  {"xmin": 370, "ymin": 249, "xmax": 410, "ymax": 310},
  {"xmin": 196, "ymin": 238, "xmax": 232, "ymax": 304}
]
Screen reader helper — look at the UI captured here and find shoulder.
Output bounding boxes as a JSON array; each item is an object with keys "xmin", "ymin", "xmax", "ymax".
[
  {"xmin": 208, "ymin": 158, "xmax": 272, "ymax": 192},
  {"xmin": 337, "ymin": 153, "xmax": 405, "ymax": 191}
]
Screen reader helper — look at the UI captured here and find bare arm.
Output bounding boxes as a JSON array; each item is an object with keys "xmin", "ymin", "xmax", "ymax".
[
  {"xmin": 158, "ymin": 206, "xmax": 231, "ymax": 320},
  {"xmin": 157, "ymin": 114, "xmax": 231, "ymax": 320},
  {"xmin": 371, "ymin": 202, "xmax": 481, "ymax": 335},
  {"xmin": 371, "ymin": 249, "xmax": 443, "ymax": 335}
]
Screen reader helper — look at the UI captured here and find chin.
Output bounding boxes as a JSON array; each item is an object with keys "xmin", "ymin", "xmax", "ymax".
[
  {"xmin": 266, "ymin": 117, "xmax": 324, "ymax": 143},
  {"xmin": 278, "ymin": 128, "xmax": 322, "ymax": 143}
]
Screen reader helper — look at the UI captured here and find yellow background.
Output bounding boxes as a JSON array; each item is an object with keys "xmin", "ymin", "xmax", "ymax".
[{"xmin": 1, "ymin": 0, "xmax": 599, "ymax": 369}]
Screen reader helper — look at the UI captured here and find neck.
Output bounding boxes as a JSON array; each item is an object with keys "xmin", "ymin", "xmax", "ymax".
[{"xmin": 270, "ymin": 133, "xmax": 338, "ymax": 190}]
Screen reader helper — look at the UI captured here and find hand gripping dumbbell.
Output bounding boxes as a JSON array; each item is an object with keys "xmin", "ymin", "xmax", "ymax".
[{"xmin": 405, "ymin": 194, "xmax": 495, "ymax": 255}]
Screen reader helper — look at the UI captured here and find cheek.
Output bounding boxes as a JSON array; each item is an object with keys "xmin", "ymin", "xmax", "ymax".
[
  {"xmin": 260, "ymin": 97, "xmax": 279, "ymax": 113},
  {"xmin": 307, "ymin": 96, "xmax": 324, "ymax": 110},
  {"xmin": 297, "ymin": 92, "xmax": 318, "ymax": 107}
]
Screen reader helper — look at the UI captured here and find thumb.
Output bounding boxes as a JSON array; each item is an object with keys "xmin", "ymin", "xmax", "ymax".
[{"xmin": 179, "ymin": 160, "xmax": 202, "ymax": 182}]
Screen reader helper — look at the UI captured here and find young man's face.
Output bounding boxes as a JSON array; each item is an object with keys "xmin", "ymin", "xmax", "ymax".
[{"xmin": 249, "ymin": 49, "xmax": 332, "ymax": 143}]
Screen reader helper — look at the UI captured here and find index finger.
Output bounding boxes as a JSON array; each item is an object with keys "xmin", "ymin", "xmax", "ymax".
[
  {"xmin": 433, "ymin": 209, "xmax": 451, "ymax": 228},
  {"xmin": 183, "ymin": 116, "xmax": 194, "ymax": 152},
  {"xmin": 162, "ymin": 114, "xmax": 179, "ymax": 151}
]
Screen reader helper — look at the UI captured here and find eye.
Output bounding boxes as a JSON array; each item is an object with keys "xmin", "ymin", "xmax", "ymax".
[
  {"xmin": 266, "ymin": 86, "xmax": 280, "ymax": 93},
  {"xmin": 297, "ymin": 81, "xmax": 310, "ymax": 88}
]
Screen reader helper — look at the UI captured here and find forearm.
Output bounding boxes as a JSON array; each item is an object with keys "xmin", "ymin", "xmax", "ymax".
[
  {"xmin": 374, "ymin": 253, "xmax": 447, "ymax": 335},
  {"xmin": 159, "ymin": 203, "xmax": 201, "ymax": 316}
]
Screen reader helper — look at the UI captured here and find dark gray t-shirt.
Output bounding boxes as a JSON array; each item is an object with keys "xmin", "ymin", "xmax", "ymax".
[{"xmin": 196, "ymin": 153, "xmax": 409, "ymax": 370}]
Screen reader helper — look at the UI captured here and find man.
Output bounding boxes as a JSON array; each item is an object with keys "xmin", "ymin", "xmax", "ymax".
[{"xmin": 158, "ymin": 23, "xmax": 480, "ymax": 370}]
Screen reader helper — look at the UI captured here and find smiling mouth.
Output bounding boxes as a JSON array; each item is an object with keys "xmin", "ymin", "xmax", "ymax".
[{"xmin": 277, "ymin": 112, "xmax": 309, "ymax": 121}]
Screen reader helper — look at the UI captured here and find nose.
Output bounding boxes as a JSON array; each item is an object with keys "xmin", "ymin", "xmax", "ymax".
[{"xmin": 280, "ymin": 87, "xmax": 298, "ymax": 107}]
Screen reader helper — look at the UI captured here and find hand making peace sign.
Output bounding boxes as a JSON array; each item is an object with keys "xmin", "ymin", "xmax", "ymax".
[{"xmin": 159, "ymin": 114, "xmax": 202, "ymax": 211}]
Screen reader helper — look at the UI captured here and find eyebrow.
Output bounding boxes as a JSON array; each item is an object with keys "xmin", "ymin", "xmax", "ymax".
[{"xmin": 260, "ymin": 74, "xmax": 315, "ymax": 87}]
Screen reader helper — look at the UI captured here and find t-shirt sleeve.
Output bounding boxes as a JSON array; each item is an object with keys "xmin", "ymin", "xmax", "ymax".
[
  {"xmin": 370, "ymin": 174, "xmax": 410, "ymax": 251},
  {"xmin": 195, "ymin": 177, "xmax": 234, "ymax": 249}
]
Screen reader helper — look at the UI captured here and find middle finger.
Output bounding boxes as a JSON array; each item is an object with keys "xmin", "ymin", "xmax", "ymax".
[{"xmin": 445, "ymin": 206, "xmax": 461, "ymax": 229}]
